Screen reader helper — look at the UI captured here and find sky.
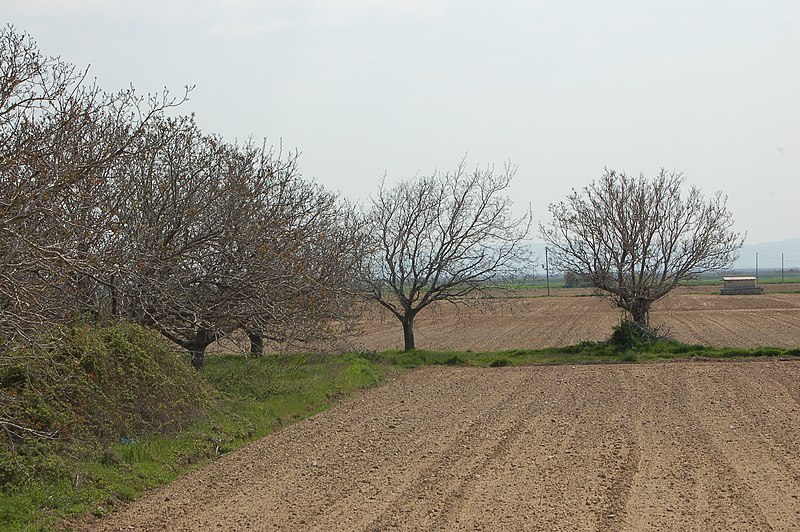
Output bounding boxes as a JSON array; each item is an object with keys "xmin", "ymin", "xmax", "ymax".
[{"xmin": 4, "ymin": 0, "xmax": 799, "ymax": 250}]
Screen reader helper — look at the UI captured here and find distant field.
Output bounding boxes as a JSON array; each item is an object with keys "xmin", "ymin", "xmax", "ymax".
[
  {"xmin": 355, "ymin": 284, "xmax": 800, "ymax": 351},
  {"xmin": 681, "ymin": 276, "xmax": 800, "ymax": 286}
]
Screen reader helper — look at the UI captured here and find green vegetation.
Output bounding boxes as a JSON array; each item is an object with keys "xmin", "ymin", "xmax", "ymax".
[
  {"xmin": 367, "ymin": 320, "xmax": 800, "ymax": 368},
  {"xmin": 757, "ymin": 276, "xmax": 800, "ymax": 285},
  {"xmin": 367, "ymin": 342, "xmax": 799, "ymax": 369},
  {"xmin": 0, "ymin": 326, "xmax": 383, "ymax": 531},
  {"xmin": 2, "ymin": 321, "xmax": 797, "ymax": 531},
  {"xmin": 0, "ymin": 323, "xmax": 213, "ymax": 530},
  {"xmin": 0, "ymin": 323, "xmax": 213, "ymax": 482},
  {"xmin": 496, "ymin": 272, "xmax": 800, "ymax": 292}
]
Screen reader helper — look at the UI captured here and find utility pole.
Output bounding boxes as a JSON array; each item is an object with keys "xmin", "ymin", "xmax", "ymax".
[
  {"xmin": 782, "ymin": 253, "xmax": 785, "ymax": 283},
  {"xmin": 755, "ymin": 252, "xmax": 759, "ymax": 281},
  {"xmin": 545, "ymin": 247, "xmax": 551, "ymax": 297}
]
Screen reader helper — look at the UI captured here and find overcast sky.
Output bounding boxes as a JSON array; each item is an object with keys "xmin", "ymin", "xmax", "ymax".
[{"xmin": 5, "ymin": 0, "xmax": 799, "ymax": 245}]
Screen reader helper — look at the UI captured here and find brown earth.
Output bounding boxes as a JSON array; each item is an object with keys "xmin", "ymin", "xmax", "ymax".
[
  {"xmin": 353, "ymin": 285, "xmax": 800, "ymax": 352},
  {"xmin": 87, "ymin": 360, "xmax": 800, "ymax": 531}
]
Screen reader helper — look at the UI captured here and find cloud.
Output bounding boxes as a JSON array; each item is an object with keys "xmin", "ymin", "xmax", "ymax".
[
  {"xmin": 6, "ymin": 0, "xmax": 197, "ymax": 21},
  {"xmin": 8, "ymin": 0, "xmax": 445, "ymax": 26},
  {"xmin": 311, "ymin": 0, "xmax": 446, "ymax": 18}
]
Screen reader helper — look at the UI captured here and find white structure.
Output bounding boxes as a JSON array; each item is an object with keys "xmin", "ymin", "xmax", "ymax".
[{"xmin": 720, "ymin": 276, "xmax": 763, "ymax": 295}]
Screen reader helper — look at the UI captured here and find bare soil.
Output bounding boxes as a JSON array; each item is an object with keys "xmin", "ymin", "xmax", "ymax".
[
  {"xmin": 87, "ymin": 360, "xmax": 800, "ymax": 531},
  {"xmin": 354, "ymin": 286, "xmax": 800, "ymax": 352}
]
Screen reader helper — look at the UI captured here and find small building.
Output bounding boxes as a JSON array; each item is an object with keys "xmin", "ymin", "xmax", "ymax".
[{"xmin": 720, "ymin": 276, "xmax": 763, "ymax": 295}]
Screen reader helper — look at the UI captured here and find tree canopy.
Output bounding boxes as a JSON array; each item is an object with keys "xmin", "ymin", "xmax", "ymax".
[
  {"xmin": 367, "ymin": 160, "xmax": 531, "ymax": 350},
  {"xmin": 0, "ymin": 25, "xmax": 363, "ymax": 367},
  {"xmin": 541, "ymin": 169, "xmax": 743, "ymax": 328}
]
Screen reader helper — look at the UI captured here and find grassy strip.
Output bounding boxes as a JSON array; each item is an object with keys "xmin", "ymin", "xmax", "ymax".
[
  {"xmin": 367, "ymin": 342, "xmax": 800, "ymax": 369},
  {"xmin": 0, "ymin": 352, "xmax": 383, "ymax": 531}
]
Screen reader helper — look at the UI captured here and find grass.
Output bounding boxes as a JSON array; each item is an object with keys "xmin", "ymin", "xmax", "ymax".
[{"xmin": 363, "ymin": 341, "xmax": 800, "ymax": 369}]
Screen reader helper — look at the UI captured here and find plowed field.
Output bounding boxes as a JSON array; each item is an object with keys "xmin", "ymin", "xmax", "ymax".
[
  {"xmin": 87, "ymin": 360, "xmax": 800, "ymax": 531},
  {"xmin": 354, "ymin": 286, "xmax": 800, "ymax": 352}
]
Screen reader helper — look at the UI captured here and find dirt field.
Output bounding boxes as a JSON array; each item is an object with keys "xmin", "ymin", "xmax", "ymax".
[
  {"xmin": 353, "ymin": 285, "xmax": 800, "ymax": 352},
  {"xmin": 88, "ymin": 360, "xmax": 799, "ymax": 531}
]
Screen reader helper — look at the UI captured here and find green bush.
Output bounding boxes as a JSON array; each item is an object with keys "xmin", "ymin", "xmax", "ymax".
[
  {"xmin": 609, "ymin": 319, "xmax": 669, "ymax": 350},
  {"xmin": 0, "ymin": 323, "xmax": 213, "ymax": 488}
]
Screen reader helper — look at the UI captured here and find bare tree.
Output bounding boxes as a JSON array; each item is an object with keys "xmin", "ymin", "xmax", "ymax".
[
  {"xmin": 193, "ymin": 144, "xmax": 366, "ymax": 361},
  {"xmin": 0, "ymin": 25, "xmax": 362, "ymax": 369},
  {"xmin": 107, "ymin": 117, "xmax": 365, "ymax": 367},
  {"xmin": 368, "ymin": 160, "xmax": 531, "ymax": 351},
  {"xmin": 0, "ymin": 25, "xmax": 184, "ymax": 348},
  {"xmin": 0, "ymin": 26, "xmax": 193, "ymax": 448},
  {"xmin": 103, "ymin": 115, "xmax": 252, "ymax": 368},
  {"xmin": 236, "ymin": 182, "xmax": 367, "ymax": 358},
  {"xmin": 541, "ymin": 169, "xmax": 743, "ymax": 329}
]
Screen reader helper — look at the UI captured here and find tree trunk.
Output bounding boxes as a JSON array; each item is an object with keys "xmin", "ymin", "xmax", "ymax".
[
  {"xmin": 189, "ymin": 345, "xmax": 207, "ymax": 370},
  {"xmin": 402, "ymin": 317, "xmax": 415, "ymax": 351},
  {"xmin": 70, "ymin": 270, "xmax": 97, "ymax": 316},
  {"xmin": 110, "ymin": 274, "xmax": 118, "ymax": 317},
  {"xmin": 187, "ymin": 329, "xmax": 215, "ymax": 370},
  {"xmin": 248, "ymin": 331, "xmax": 264, "ymax": 358},
  {"xmin": 629, "ymin": 300, "xmax": 651, "ymax": 328}
]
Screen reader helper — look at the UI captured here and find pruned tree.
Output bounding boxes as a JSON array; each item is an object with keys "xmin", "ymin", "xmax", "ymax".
[
  {"xmin": 541, "ymin": 169, "xmax": 744, "ymax": 329},
  {"xmin": 368, "ymin": 160, "xmax": 531, "ymax": 351}
]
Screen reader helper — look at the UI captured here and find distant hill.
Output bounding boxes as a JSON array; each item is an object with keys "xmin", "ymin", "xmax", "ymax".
[{"xmin": 734, "ymin": 238, "xmax": 800, "ymax": 272}]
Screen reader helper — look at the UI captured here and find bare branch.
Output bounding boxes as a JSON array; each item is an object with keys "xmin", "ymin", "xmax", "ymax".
[
  {"xmin": 541, "ymin": 169, "xmax": 743, "ymax": 328},
  {"xmin": 367, "ymin": 159, "xmax": 531, "ymax": 350}
]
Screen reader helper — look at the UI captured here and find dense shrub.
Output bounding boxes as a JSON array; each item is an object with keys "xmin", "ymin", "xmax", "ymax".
[
  {"xmin": 609, "ymin": 319, "xmax": 670, "ymax": 350},
  {"xmin": 0, "ymin": 323, "xmax": 213, "ymax": 486}
]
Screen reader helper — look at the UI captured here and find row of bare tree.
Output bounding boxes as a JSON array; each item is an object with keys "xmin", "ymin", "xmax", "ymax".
[
  {"xmin": 2, "ymin": 25, "xmax": 745, "ymax": 361},
  {"xmin": 1, "ymin": 26, "xmax": 365, "ymax": 368}
]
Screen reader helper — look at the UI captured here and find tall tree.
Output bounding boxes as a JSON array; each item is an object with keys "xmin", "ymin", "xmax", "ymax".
[
  {"xmin": 541, "ymin": 169, "xmax": 743, "ymax": 329},
  {"xmin": 368, "ymin": 160, "xmax": 531, "ymax": 350}
]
